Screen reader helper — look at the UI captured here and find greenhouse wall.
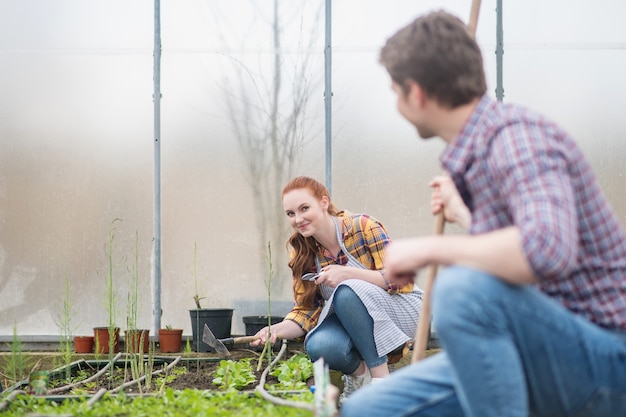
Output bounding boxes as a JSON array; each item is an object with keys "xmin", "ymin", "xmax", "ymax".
[{"xmin": 1, "ymin": 0, "xmax": 625, "ymax": 339}]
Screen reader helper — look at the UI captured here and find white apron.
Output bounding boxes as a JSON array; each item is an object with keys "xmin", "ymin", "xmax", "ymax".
[{"xmin": 305, "ymin": 217, "xmax": 423, "ymax": 357}]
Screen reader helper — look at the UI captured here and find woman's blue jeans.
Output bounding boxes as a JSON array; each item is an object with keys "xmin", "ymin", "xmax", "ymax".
[
  {"xmin": 342, "ymin": 266, "xmax": 626, "ymax": 417},
  {"xmin": 305, "ymin": 285, "xmax": 387, "ymax": 374}
]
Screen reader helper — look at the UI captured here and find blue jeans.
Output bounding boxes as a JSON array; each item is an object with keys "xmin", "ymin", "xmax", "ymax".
[
  {"xmin": 305, "ymin": 285, "xmax": 387, "ymax": 374},
  {"xmin": 342, "ymin": 266, "xmax": 626, "ymax": 417}
]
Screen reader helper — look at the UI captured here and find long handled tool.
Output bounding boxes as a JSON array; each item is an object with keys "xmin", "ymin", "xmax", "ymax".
[
  {"xmin": 411, "ymin": 0, "xmax": 482, "ymax": 364},
  {"xmin": 411, "ymin": 212, "xmax": 446, "ymax": 363},
  {"xmin": 202, "ymin": 324, "xmax": 262, "ymax": 356}
]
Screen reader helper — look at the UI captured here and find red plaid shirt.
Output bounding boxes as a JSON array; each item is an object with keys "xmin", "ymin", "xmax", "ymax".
[{"xmin": 441, "ymin": 95, "xmax": 626, "ymax": 331}]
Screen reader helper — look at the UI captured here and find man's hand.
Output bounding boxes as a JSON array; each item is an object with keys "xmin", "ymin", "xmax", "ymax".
[
  {"xmin": 385, "ymin": 237, "xmax": 438, "ymax": 283},
  {"xmin": 430, "ymin": 176, "xmax": 471, "ymax": 229}
]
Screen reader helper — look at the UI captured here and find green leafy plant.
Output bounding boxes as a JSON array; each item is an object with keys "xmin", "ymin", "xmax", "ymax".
[
  {"xmin": 70, "ymin": 377, "xmax": 98, "ymax": 395},
  {"xmin": 269, "ymin": 352, "xmax": 314, "ymax": 391},
  {"xmin": 3, "ymin": 387, "xmax": 313, "ymax": 416},
  {"xmin": 212, "ymin": 358, "xmax": 256, "ymax": 391},
  {"xmin": 49, "ymin": 368, "xmax": 90, "ymax": 389}
]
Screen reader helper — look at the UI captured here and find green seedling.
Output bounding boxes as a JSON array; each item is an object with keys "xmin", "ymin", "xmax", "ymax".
[
  {"xmin": 270, "ymin": 352, "xmax": 314, "ymax": 391},
  {"xmin": 212, "ymin": 358, "xmax": 256, "ymax": 391}
]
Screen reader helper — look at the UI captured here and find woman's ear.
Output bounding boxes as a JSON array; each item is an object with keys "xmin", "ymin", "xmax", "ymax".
[{"xmin": 320, "ymin": 195, "xmax": 330, "ymax": 211}]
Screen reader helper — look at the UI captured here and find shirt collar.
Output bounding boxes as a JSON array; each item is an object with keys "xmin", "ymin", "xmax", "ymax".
[{"xmin": 440, "ymin": 94, "xmax": 495, "ymax": 177}]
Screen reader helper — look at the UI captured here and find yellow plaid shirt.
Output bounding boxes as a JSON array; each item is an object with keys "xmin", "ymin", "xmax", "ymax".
[{"xmin": 284, "ymin": 210, "xmax": 415, "ymax": 333}]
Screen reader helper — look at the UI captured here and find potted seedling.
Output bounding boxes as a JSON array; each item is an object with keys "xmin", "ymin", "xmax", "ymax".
[
  {"xmin": 124, "ymin": 231, "xmax": 150, "ymax": 354},
  {"xmin": 158, "ymin": 324, "xmax": 184, "ymax": 353},
  {"xmin": 188, "ymin": 243, "xmax": 233, "ymax": 352},
  {"xmin": 73, "ymin": 336, "xmax": 94, "ymax": 354},
  {"xmin": 94, "ymin": 219, "xmax": 121, "ymax": 355}
]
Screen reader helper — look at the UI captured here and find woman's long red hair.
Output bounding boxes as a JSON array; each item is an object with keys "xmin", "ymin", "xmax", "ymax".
[{"xmin": 282, "ymin": 176, "xmax": 339, "ymax": 308}]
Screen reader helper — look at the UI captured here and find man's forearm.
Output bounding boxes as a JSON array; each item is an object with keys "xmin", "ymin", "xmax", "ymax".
[{"xmin": 432, "ymin": 226, "xmax": 537, "ymax": 285}]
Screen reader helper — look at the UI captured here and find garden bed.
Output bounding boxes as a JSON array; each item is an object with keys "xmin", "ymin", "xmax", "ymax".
[
  {"xmin": 1, "ymin": 343, "xmax": 433, "ymax": 416},
  {"xmin": 0, "ymin": 345, "xmax": 323, "ymax": 416},
  {"xmin": 3, "ymin": 346, "xmax": 310, "ymax": 393}
]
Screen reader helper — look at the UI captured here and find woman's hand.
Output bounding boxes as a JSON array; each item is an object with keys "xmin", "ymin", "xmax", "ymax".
[
  {"xmin": 249, "ymin": 326, "xmax": 279, "ymax": 347},
  {"xmin": 430, "ymin": 176, "xmax": 471, "ymax": 229},
  {"xmin": 249, "ymin": 320, "xmax": 305, "ymax": 347},
  {"xmin": 314, "ymin": 265, "xmax": 353, "ymax": 288}
]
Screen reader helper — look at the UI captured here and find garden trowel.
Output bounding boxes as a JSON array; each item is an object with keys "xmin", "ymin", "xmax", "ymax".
[{"xmin": 202, "ymin": 324, "xmax": 261, "ymax": 356}]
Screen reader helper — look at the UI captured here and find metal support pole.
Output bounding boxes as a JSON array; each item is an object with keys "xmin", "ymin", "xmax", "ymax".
[
  {"xmin": 495, "ymin": 0, "xmax": 504, "ymax": 101},
  {"xmin": 152, "ymin": 0, "xmax": 162, "ymax": 338},
  {"xmin": 324, "ymin": 0, "xmax": 332, "ymax": 196}
]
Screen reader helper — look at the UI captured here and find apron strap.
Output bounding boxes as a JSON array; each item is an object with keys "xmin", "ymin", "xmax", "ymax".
[{"xmin": 315, "ymin": 215, "xmax": 368, "ymax": 300}]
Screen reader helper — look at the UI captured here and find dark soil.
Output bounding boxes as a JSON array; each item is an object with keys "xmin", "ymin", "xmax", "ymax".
[
  {"xmin": 46, "ymin": 347, "xmax": 305, "ymax": 394},
  {"xmin": 166, "ymin": 350, "xmax": 284, "ymax": 391}
]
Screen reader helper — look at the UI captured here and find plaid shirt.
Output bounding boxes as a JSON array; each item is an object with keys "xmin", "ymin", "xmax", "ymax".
[
  {"xmin": 441, "ymin": 95, "xmax": 626, "ymax": 331},
  {"xmin": 285, "ymin": 210, "xmax": 412, "ymax": 332}
]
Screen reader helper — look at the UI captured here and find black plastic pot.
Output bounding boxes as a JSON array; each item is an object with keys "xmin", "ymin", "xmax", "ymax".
[
  {"xmin": 189, "ymin": 308, "xmax": 234, "ymax": 352},
  {"xmin": 243, "ymin": 315, "xmax": 283, "ymax": 335},
  {"xmin": 243, "ymin": 315, "xmax": 284, "ymax": 351}
]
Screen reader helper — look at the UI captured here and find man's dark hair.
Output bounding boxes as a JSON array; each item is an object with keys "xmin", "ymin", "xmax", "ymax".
[{"xmin": 380, "ymin": 10, "xmax": 487, "ymax": 108}]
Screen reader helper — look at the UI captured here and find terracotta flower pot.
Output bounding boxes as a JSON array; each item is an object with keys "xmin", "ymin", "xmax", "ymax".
[
  {"xmin": 73, "ymin": 336, "xmax": 94, "ymax": 354},
  {"xmin": 124, "ymin": 329, "xmax": 150, "ymax": 353},
  {"xmin": 93, "ymin": 327, "xmax": 120, "ymax": 354},
  {"xmin": 158, "ymin": 328, "xmax": 183, "ymax": 353}
]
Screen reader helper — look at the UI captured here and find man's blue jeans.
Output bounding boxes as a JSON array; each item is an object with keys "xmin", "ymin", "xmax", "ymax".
[
  {"xmin": 342, "ymin": 266, "xmax": 626, "ymax": 417},
  {"xmin": 305, "ymin": 285, "xmax": 387, "ymax": 374}
]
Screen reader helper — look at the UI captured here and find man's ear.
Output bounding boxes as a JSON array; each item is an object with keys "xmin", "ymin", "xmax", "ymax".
[{"xmin": 406, "ymin": 79, "xmax": 426, "ymax": 107}]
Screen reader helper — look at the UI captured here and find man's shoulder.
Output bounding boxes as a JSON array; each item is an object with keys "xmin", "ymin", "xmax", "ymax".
[{"xmin": 482, "ymin": 98, "xmax": 560, "ymax": 136}]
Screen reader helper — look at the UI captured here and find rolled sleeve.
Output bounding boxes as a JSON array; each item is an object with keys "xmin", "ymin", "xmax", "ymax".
[
  {"xmin": 284, "ymin": 277, "xmax": 323, "ymax": 333},
  {"xmin": 284, "ymin": 307, "xmax": 322, "ymax": 333}
]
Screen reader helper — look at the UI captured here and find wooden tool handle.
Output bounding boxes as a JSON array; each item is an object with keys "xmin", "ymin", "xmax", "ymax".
[
  {"xmin": 228, "ymin": 335, "xmax": 262, "ymax": 344},
  {"xmin": 226, "ymin": 334, "xmax": 284, "ymax": 345},
  {"xmin": 411, "ymin": 212, "xmax": 445, "ymax": 363},
  {"xmin": 467, "ymin": 0, "xmax": 482, "ymax": 39}
]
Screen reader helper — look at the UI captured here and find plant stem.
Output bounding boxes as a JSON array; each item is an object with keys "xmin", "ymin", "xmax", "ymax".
[
  {"xmin": 57, "ymin": 273, "xmax": 74, "ymax": 380},
  {"xmin": 192, "ymin": 242, "xmax": 205, "ymax": 309},
  {"xmin": 257, "ymin": 241, "xmax": 275, "ymax": 371}
]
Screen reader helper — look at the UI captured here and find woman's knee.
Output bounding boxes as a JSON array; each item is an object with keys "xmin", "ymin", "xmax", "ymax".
[
  {"xmin": 305, "ymin": 332, "xmax": 327, "ymax": 362},
  {"xmin": 333, "ymin": 285, "xmax": 359, "ymax": 307},
  {"xmin": 305, "ymin": 319, "xmax": 349, "ymax": 362},
  {"xmin": 333, "ymin": 285, "xmax": 368, "ymax": 319}
]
